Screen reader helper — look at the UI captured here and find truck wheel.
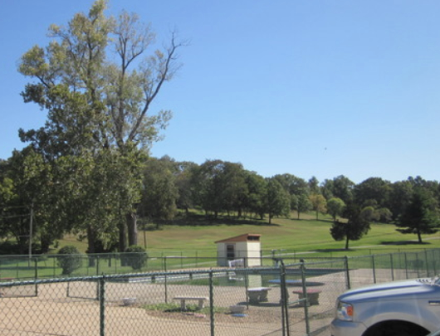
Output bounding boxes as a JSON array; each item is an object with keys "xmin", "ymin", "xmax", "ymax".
[
  {"xmin": 386, "ymin": 325, "xmax": 427, "ymax": 336},
  {"xmin": 367, "ymin": 322, "xmax": 428, "ymax": 336}
]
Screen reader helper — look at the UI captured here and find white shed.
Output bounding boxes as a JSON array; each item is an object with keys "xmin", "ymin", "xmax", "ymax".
[{"xmin": 215, "ymin": 233, "xmax": 261, "ymax": 267}]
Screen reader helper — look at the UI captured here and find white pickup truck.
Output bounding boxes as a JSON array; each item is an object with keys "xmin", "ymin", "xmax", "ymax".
[{"xmin": 330, "ymin": 277, "xmax": 440, "ymax": 336}]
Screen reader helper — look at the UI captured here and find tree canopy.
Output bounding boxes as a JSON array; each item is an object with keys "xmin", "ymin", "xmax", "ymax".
[
  {"xmin": 330, "ymin": 202, "xmax": 371, "ymax": 250},
  {"xmin": 2, "ymin": 1, "xmax": 440, "ymax": 253},
  {"xmin": 395, "ymin": 188, "xmax": 440, "ymax": 243},
  {"xmin": 327, "ymin": 197, "xmax": 346, "ymax": 221},
  {"xmin": 17, "ymin": 0, "xmax": 184, "ymax": 254}
]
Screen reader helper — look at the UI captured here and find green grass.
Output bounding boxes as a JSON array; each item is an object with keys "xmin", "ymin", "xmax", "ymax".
[
  {"xmin": 55, "ymin": 210, "xmax": 440, "ymax": 258},
  {"xmin": 138, "ymin": 214, "xmax": 440, "ymax": 258},
  {"xmin": 1, "ymin": 210, "xmax": 438, "ymax": 280}
]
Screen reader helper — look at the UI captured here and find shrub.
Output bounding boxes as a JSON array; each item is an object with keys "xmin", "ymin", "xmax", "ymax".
[
  {"xmin": 57, "ymin": 245, "xmax": 83, "ymax": 275},
  {"xmin": 121, "ymin": 245, "xmax": 148, "ymax": 271}
]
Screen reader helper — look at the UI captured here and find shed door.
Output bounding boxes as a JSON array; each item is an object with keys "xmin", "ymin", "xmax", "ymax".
[{"xmin": 226, "ymin": 244, "xmax": 235, "ymax": 260}]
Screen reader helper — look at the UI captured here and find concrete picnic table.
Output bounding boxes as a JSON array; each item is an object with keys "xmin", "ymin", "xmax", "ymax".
[
  {"xmin": 291, "ymin": 288, "xmax": 322, "ymax": 306},
  {"xmin": 247, "ymin": 287, "xmax": 271, "ymax": 304},
  {"xmin": 173, "ymin": 296, "xmax": 209, "ymax": 310}
]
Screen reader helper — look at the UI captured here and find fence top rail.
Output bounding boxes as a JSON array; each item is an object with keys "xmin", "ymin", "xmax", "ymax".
[
  {"xmin": 0, "ymin": 248, "xmax": 435, "ymax": 260},
  {"xmin": 0, "ymin": 265, "xmax": 285, "ymax": 287},
  {"xmin": 1, "ymin": 247, "xmax": 439, "ymax": 287}
]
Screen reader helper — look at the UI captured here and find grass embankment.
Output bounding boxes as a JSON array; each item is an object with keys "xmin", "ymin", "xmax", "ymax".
[
  {"xmin": 1, "ymin": 211, "xmax": 439, "ymax": 279},
  {"xmin": 58, "ymin": 211, "xmax": 440, "ymax": 258}
]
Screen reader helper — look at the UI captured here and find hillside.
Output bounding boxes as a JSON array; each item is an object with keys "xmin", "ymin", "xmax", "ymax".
[{"xmin": 57, "ymin": 211, "xmax": 440, "ymax": 257}]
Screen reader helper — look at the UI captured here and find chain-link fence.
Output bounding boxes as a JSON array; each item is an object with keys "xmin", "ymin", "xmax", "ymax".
[
  {"xmin": 0, "ymin": 268, "xmax": 288, "ymax": 335},
  {"xmin": 1, "ymin": 248, "xmax": 439, "ymax": 280},
  {"xmin": 0, "ymin": 249, "xmax": 440, "ymax": 335}
]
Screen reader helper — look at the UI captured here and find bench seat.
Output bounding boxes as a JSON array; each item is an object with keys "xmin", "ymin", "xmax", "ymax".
[
  {"xmin": 292, "ymin": 288, "xmax": 322, "ymax": 306},
  {"xmin": 247, "ymin": 287, "xmax": 271, "ymax": 304},
  {"xmin": 173, "ymin": 296, "xmax": 209, "ymax": 310}
]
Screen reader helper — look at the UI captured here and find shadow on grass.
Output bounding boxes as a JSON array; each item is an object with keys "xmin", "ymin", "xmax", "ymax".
[
  {"xmin": 314, "ymin": 248, "xmax": 352, "ymax": 252},
  {"xmin": 156, "ymin": 214, "xmax": 280, "ymax": 227},
  {"xmin": 380, "ymin": 241, "xmax": 431, "ymax": 246}
]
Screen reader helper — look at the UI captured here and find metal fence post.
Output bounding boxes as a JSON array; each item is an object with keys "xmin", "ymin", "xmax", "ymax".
[
  {"xmin": 277, "ymin": 260, "xmax": 290, "ymax": 336},
  {"xmin": 209, "ymin": 270, "xmax": 215, "ymax": 336},
  {"xmin": 390, "ymin": 254, "xmax": 394, "ymax": 281},
  {"xmin": 416, "ymin": 252, "xmax": 421, "ymax": 278},
  {"xmin": 164, "ymin": 257, "xmax": 168, "ymax": 303},
  {"xmin": 34, "ymin": 258, "xmax": 38, "ymax": 296},
  {"xmin": 424, "ymin": 249, "xmax": 429, "ymax": 276},
  {"xmin": 345, "ymin": 256, "xmax": 351, "ymax": 289},
  {"xmin": 371, "ymin": 255, "xmax": 376, "ymax": 284},
  {"xmin": 404, "ymin": 253, "xmax": 408, "ymax": 279},
  {"xmin": 300, "ymin": 261, "xmax": 309, "ymax": 336},
  {"xmin": 99, "ymin": 276, "xmax": 106, "ymax": 336}
]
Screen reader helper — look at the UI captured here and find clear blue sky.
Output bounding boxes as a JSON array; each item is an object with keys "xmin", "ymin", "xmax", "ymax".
[{"xmin": 1, "ymin": 0, "xmax": 440, "ymax": 184}]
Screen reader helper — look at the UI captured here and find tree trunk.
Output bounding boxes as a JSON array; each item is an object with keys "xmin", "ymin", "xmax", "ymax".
[
  {"xmin": 126, "ymin": 212, "xmax": 138, "ymax": 246},
  {"xmin": 345, "ymin": 235, "xmax": 350, "ymax": 250},
  {"xmin": 417, "ymin": 229, "xmax": 423, "ymax": 244},
  {"xmin": 87, "ymin": 225, "xmax": 96, "ymax": 267},
  {"xmin": 40, "ymin": 235, "xmax": 51, "ymax": 253},
  {"xmin": 118, "ymin": 220, "xmax": 127, "ymax": 252}
]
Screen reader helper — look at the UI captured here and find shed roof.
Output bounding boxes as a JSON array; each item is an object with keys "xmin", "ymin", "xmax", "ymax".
[{"xmin": 215, "ymin": 234, "xmax": 261, "ymax": 243}]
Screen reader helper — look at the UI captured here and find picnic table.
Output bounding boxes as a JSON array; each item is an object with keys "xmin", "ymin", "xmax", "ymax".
[
  {"xmin": 292, "ymin": 288, "xmax": 322, "ymax": 306},
  {"xmin": 173, "ymin": 296, "xmax": 209, "ymax": 310},
  {"xmin": 247, "ymin": 287, "xmax": 271, "ymax": 304}
]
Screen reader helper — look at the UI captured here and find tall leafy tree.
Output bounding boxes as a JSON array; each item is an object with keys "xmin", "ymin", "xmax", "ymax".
[
  {"xmin": 265, "ymin": 178, "xmax": 290, "ymax": 224},
  {"xmin": 138, "ymin": 158, "xmax": 178, "ymax": 228},
  {"xmin": 274, "ymin": 173, "xmax": 310, "ymax": 219},
  {"xmin": 18, "ymin": 0, "xmax": 184, "ymax": 251},
  {"xmin": 191, "ymin": 160, "xmax": 227, "ymax": 219},
  {"xmin": 220, "ymin": 162, "xmax": 248, "ymax": 217},
  {"xmin": 354, "ymin": 177, "xmax": 391, "ymax": 208},
  {"xmin": 330, "ymin": 202, "xmax": 371, "ymax": 250},
  {"xmin": 274, "ymin": 174, "xmax": 309, "ymax": 196},
  {"xmin": 173, "ymin": 160, "xmax": 198, "ymax": 217},
  {"xmin": 308, "ymin": 176, "xmax": 320, "ymax": 195},
  {"xmin": 322, "ymin": 175, "xmax": 354, "ymax": 203},
  {"xmin": 291, "ymin": 193, "xmax": 311, "ymax": 220},
  {"xmin": 407, "ymin": 176, "xmax": 440, "ymax": 210},
  {"xmin": 332, "ymin": 175, "xmax": 355, "ymax": 203},
  {"xmin": 309, "ymin": 194, "xmax": 327, "ymax": 220},
  {"xmin": 388, "ymin": 180, "xmax": 413, "ymax": 221},
  {"xmin": 0, "ymin": 147, "xmax": 61, "ymax": 253},
  {"xmin": 243, "ymin": 171, "xmax": 267, "ymax": 220},
  {"xmin": 327, "ymin": 197, "xmax": 346, "ymax": 221},
  {"xmin": 191, "ymin": 160, "xmax": 247, "ymax": 219},
  {"xmin": 395, "ymin": 188, "xmax": 439, "ymax": 243}
]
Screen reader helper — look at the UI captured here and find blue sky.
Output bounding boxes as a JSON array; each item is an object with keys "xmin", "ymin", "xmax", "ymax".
[{"xmin": 1, "ymin": 0, "xmax": 440, "ymax": 184}]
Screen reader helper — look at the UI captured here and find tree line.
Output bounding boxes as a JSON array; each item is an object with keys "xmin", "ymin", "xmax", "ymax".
[
  {"xmin": 1, "ymin": 152, "xmax": 440, "ymax": 253},
  {"xmin": 0, "ymin": 0, "xmax": 439, "ymax": 255}
]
